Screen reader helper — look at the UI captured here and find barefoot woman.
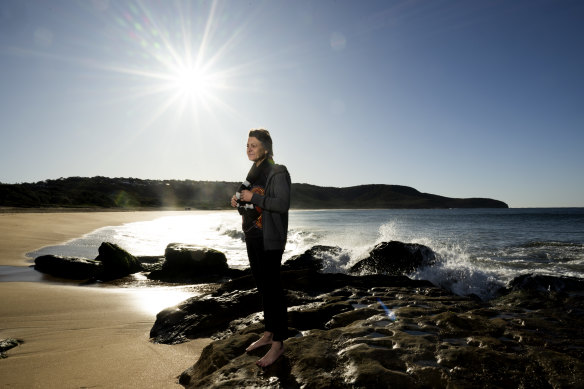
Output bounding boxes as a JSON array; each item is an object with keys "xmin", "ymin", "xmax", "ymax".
[{"xmin": 231, "ymin": 129, "xmax": 291, "ymax": 367}]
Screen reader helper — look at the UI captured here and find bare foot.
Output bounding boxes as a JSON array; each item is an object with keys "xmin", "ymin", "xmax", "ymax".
[
  {"xmin": 256, "ymin": 341, "xmax": 284, "ymax": 368},
  {"xmin": 246, "ymin": 332, "xmax": 273, "ymax": 352}
]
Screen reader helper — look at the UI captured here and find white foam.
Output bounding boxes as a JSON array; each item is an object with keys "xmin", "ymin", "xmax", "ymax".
[{"xmin": 28, "ymin": 209, "xmax": 584, "ymax": 298}]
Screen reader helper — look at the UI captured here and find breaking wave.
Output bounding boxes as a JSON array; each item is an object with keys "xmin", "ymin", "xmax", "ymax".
[{"xmin": 27, "ymin": 208, "xmax": 584, "ymax": 300}]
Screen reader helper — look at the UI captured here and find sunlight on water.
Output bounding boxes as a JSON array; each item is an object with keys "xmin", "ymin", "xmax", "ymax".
[
  {"xmin": 27, "ymin": 209, "xmax": 584, "ymax": 301},
  {"xmin": 111, "ymin": 212, "xmax": 241, "ymax": 255},
  {"xmin": 116, "ymin": 212, "xmax": 258, "ymax": 269},
  {"xmin": 127, "ymin": 286, "xmax": 196, "ymax": 316}
]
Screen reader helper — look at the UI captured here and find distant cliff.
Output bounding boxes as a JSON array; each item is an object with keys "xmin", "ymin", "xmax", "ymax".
[{"xmin": 0, "ymin": 177, "xmax": 508, "ymax": 210}]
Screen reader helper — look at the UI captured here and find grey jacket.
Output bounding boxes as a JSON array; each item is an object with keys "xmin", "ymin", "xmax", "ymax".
[{"xmin": 250, "ymin": 164, "xmax": 291, "ymax": 251}]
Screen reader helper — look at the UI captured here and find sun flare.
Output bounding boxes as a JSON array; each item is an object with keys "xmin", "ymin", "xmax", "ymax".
[
  {"xmin": 169, "ymin": 64, "xmax": 225, "ymax": 105},
  {"xmin": 86, "ymin": 1, "xmax": 242, "ymax": 124},
  {"xmin": 174, "ymin": 66, "xmax": 209, "ymax": 97},
  {"xmin": 5, "ymin": 1, "xmax": 253, "ymax": 130}
]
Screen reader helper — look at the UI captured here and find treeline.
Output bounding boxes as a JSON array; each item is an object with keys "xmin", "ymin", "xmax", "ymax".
[
  {"xmin": 0, "ymin": 177, "xmax": 236, "ymax": 209},
  {"xmin": 0, "ymin": 176, "xmax": 508, "ymax": 210}
]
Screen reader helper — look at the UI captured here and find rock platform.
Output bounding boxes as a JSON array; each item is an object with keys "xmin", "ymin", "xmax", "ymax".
[{"xmin": 155, "ymin": 269, "xmax": 584, "ymax": 388}]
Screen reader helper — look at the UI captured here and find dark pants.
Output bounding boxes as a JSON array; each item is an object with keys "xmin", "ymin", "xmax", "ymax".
[{"xmin": 245, "ymin": 237, "xmax": 288, "ymax": 342}]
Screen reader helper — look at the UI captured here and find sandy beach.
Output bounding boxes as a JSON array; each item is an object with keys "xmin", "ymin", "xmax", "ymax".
[{"xmin": 0, "ymin": 211, "xmax": 211, "ymax": 388}]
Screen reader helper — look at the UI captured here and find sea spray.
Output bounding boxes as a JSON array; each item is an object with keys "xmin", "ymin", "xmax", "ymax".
[{"xmin": 27, "ymin": 209, "xmax": 584, "ymax": 300}]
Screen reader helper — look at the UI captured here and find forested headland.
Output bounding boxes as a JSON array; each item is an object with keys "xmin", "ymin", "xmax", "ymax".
[{"xmin": 0, "ymin": 176, "xmax": 508, "ymax": 210}]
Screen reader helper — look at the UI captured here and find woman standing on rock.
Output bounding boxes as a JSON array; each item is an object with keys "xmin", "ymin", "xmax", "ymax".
[{"xmin": 231, "ymin": 129, "xmax": 291, "ymax": 367}]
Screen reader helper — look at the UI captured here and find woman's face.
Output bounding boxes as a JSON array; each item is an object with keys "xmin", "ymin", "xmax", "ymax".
[{"xmin": 247, "ymin": 136, "xmax": 267, "ymax": 164}]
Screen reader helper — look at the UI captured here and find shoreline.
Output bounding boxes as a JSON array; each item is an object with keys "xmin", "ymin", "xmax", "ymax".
[
  {"xmin": 0, "ymin": 211, "xmax": 211, "ymax": 388},
  {"xmin": 0, "ymin": 210, "xmax": 197, "ymax": 267}
]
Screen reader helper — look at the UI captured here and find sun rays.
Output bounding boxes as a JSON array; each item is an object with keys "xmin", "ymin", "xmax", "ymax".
[
  {"xmin": 0, "ymin": 0, "xmax": 284, "ymax": 136},
  {"xmin": 94, "ymin": 0, "xmax": 240, "ymax": 124}
]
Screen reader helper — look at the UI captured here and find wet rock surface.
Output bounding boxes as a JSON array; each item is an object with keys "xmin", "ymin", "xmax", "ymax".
[
  {"xmin": 95, "ymin": 242, "xmax": 143, "ymax": 281},
  {"xmin": 0, "ymin": 338, "xmax": 23, "ymax": 358},
  {"xmin": 148, "ymin": 243, "xmax": 247, "ymax": 283},
  {"xmin": 283, "ymin": 245, "xmax": 344, "ymax": 272},
  {"xmin": 151, "ymin": 270, "xmax": 433, "ymax": 345},
  {"xmin": 34, "ymin": 255, "xmax": 102, "ymax": 280},
  {"xmin": 34, "ymin": 242, "xmax": 144, "ymax": 281},
  {"xmin": 349, "ymin": 241, "xmax": 436, "ymax": 275},
  {"xmin": 159, "ymin": 267, "xmax": 584, "ymax": 388},
  {"xmin": 33, "ymin": 241, "xmax": 246, "ymax": 283}
]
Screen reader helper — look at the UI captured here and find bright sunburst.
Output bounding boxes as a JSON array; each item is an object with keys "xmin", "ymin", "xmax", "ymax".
[
  {"xmin": 92, "ymin": 0, "xmax": 243, "ymax": 124},
  {"xmin": 2, "ymin": 0, "xmax": 257, "ymax": 136},
  {"xmin": 166, "ymin": 62, "xmax": 227, "ymax": 111},
  {"xmin": 173, "ymin": 65, "xmax": 209, "ymax": 98}
]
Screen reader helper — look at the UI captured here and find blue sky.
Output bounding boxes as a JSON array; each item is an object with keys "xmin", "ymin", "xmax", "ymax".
[{"xmin": 1, "ymin": 0, "xmax": 582, "ymax": 207}]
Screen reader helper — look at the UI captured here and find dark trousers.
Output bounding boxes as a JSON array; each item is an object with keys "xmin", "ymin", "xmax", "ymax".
[{"xmin": 245, "ymin": 237, "xmax": 288, "ymax": 342}]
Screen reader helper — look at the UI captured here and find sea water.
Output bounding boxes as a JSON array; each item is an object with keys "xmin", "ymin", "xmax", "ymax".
[{"xmin": 28, "ymin": 208, "xmax": 584, "ymax": 300}]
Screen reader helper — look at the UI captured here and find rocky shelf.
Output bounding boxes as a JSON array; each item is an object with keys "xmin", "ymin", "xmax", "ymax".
[
  {"xmin": 149, "ymin": 245, "xmax": 584, "ymax": 388},
  {"xmin": 30, "ymin": 241, "xmax": 583, "ymax": 387}
]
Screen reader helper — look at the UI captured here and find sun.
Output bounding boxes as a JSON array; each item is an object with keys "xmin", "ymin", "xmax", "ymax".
[
  {"xmin": 172, "ymin": 65, "xmax": 211, "ymax": 100},
  {"xmin": 159, "ymin": 59, "xmax": 228, "ymax": 119},
  {"xmin": 89, "ymin": 1, "xmax": 239, "ymax": 123}
]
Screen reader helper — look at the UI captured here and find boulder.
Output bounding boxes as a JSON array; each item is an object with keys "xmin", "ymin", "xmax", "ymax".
[
  {"xmin": 148, "ymin": 243, "xmax": 231, "ymax": 283},
  {"xmin": 95, "ymin": 242, "xmax": 143, "ymax": 281},
  {"xmin": 349, "ymin": 241, "xmax": 436, "ymax": 276},
  {"xmin": 283, "ymin": 245, "xmax": 342, "ymax": 272},
  {"xmin": 34, "ymin": 255, "xmax": 102, "ymax": 280},
  {"xmin": 506, "ymin": 273, "xmax": 584, "ymax": 294},
  {"xmin": 34, "ymin": 242, "xmax": 143, "ymax": 281},
  {"xmin": 150, "ymin": 289, "xmax": 264, "ymax": 344}
]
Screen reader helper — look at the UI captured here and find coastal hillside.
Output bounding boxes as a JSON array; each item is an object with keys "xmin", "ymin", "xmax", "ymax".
[
  {"xmin": 292, "ymin": 183, "xmax": 507, "ymax": 209},
  {"xmin": 0, "ymin": 177, "xmax": 508, "ymax": 210}
]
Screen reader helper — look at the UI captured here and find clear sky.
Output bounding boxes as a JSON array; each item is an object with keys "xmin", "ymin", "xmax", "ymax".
[{"xmin": 1, "ymin": 0, "xmax": 582, "ymax": 208}]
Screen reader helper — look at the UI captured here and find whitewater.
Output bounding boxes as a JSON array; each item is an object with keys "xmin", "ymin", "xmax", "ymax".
[{"xmin": 29, "ymin": 208, "xmax": 584, "ymax": 300}]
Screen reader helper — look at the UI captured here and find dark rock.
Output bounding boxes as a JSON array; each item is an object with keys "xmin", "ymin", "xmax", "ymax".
[
  {"xmin": 283, "ymin": 245, "xmax": 343, "ymax": 272},
  {"xmin": 349, "ymin": 241, "xmax": 436, "ymax": 276},
  {"xmin": 34, "ymin": 255, "xmax": 102, "ymax": 280},
  {"xmin": 506, "ymin": 273, "xmax": 584, "ymax": 294},
  {"xmin": 136, "ymin": 255, "xmax": 165, "ymax": 272},
  {"xmin": 211, "ymin": 273, "xmax": 257, "ymax": 294},
  {"xmin": 224, "ymin": 267, "xmax": 251, "ymax": 279},
  {"xmin": 288, "ymin": 298, "xmax": 354, "ymax": 331},
  {"xmin": 152, "ymin": 270, "xmax": 436, "ymax": 346},
  {"xmin": 145, "ymin": 240, "xmax": 583, "ymax": 388},
  {"xmin": 34, "ymin": 242, "xmax": 143, "ymax": 281},
  {"xmin": 178, "ymin": 332, "xmax": 271, "ymax": 387},
  {"xmin": 150, "ymin": 289, "xmax": 264, "ymax": 344},
  {"xmin": 171, "ymin": 264, "xmax": 584, "ymax": 388},
  {"xmin": 95, "ymin": 242, "xmax": 143, "ymax": 281},
  {"xmin": 0, "ymin": 338, "xmax": 23, "ymax": 358},
  {"xmin": 279, "ymin": 270, "xmax": 434, "ymax": 296},
  {"xmin": 148, "ymin": 243, "xmax": 230, "ymax": 283},
  {"xmin": 214, "ymin": 269, "xmax": 434, "ymax": 297}
]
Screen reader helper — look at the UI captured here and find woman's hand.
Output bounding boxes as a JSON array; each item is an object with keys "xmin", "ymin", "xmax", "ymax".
[
  {"xmin": 231, "ymin": 195, "xmax": 238, "ymax": 208},
  {"xmin": 240, "ymin": 189, "xmax": 254, "ymax": 203}
]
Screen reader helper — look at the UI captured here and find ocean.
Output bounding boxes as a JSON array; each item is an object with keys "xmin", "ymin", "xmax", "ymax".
[{"xmin": 28, "ymin": 208, "xmax": 584, "ymax": 301}]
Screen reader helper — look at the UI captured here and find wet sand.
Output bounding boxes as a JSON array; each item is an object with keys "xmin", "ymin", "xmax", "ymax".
[{"xmin": 0, "ymin": 211, "xmax": 211, "ymax": 388}]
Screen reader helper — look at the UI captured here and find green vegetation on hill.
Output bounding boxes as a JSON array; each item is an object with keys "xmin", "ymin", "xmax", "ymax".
[{"xmin": 0, "ymin": 176, "xmax": 508, "ymax": 210}]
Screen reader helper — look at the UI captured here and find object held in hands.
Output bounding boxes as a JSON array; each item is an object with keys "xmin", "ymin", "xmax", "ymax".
[{"xmin": 236, "ymin": 180, "xmax": 254, "ymax": 212}]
